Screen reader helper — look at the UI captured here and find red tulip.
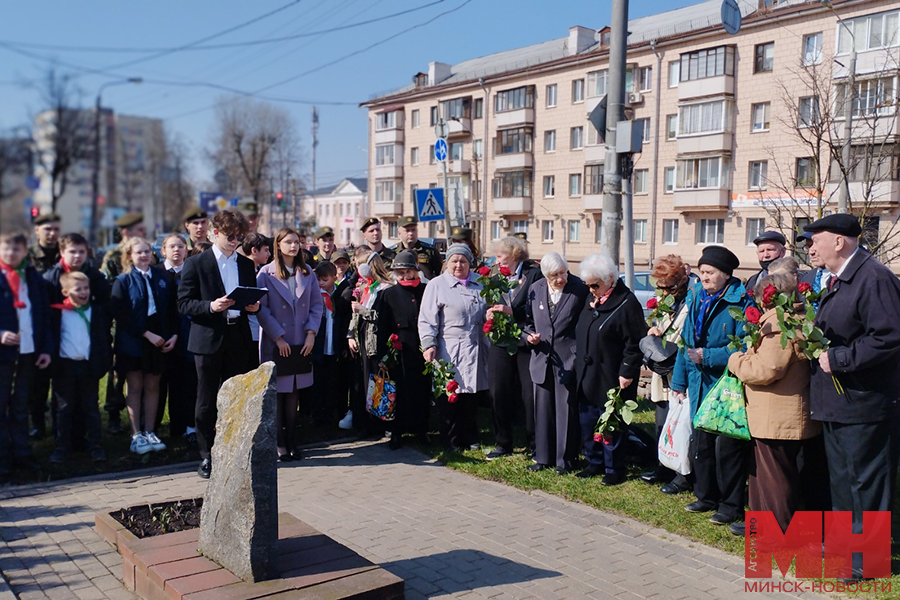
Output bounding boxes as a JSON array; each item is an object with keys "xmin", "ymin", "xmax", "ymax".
[
  {"xmin": 798, "ymin": 282, "xmax": 812, "ymax": 294},
  {"xmin": 646, "ymin": 297, "xmax": 658, "ymax": 309},
  {"xmin": 477, "ymin": 266, "xmax": 491, "ymax": 277},
  {"xmin": 499, "ymin": 266, "xmax": 513, "ymax": 277},
  {"xmin": 745, "ymin": 306, "xmax": 762, "ymax": 325},
  {"xmin": 447, "ymin": 393, "xmax": 458, "ymax": 404},
  {"xmin": 446, "ymin": 380, "xmax": 459, "ymax": 392}
]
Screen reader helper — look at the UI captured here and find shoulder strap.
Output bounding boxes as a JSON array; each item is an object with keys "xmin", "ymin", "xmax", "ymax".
[{"xmin": 596, "ymin": 300, "xmax": 627, "ymax": 332}]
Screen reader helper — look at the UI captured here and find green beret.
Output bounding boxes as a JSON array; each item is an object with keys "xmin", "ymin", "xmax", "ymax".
[
  {"xmin": 181, "ymin": 207, "xmax": 208, "ymax": 223},
  {"xmin": 449, "ymin": 226, "xmax": 472, "ymax": 241},
  {"xmin": 399, "ymin": 216, "xmax": 418, "ymax": 228},
  {"xmin": 115, "ymin": 212, "xmax": 144, "ymax": 229},
  {"xmin": 331, "ymin": 250, "xmax": 351, "ymax": 263},
  {"xmin": 236, "ymin": 199, "xmax": 259, "ymax": 215},
  {"xmin": 32, "ymin": 212, "xmax": 61, "ymax": 225},
  {"xmin": 314, "ymin": 227, "xmax": 334, "ymax": 239},
  {"xmin": 360, "ymin": 217, "xmax": 380, "ymax": 232}
]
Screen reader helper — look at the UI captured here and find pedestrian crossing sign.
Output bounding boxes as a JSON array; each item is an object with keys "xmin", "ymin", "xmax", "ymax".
[{"xmin": 416, "ymin": 188, "xmax": 445, "ymax": 222}]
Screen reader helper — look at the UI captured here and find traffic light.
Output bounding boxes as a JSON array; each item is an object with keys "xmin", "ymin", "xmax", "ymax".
[
  {"xmin": 30, "ymin": 207, "xmax": 39, "ymax": 219},
  {"xmin": 277, "ymin": 192, "xmax": 286, "ymax": 208}
]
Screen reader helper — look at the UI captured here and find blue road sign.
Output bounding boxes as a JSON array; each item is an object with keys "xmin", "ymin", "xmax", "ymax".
[
  {"xmin": 416, "ymin": 188, "xmax": 445, "ymax": 222},
  {"xmin": 25, "ymin": 176, "xmax": 40, "ymax": 191},
  {"xmin": 721, "ymin": 0, "xmax": 741, "ymax": 35},
  {"xmin": 198, "ymin": 191, "xmax": 224, "ymax": 213},
  {"xmin": 434, "ymin": 139, "xmax": 448, "ymax": 163}
]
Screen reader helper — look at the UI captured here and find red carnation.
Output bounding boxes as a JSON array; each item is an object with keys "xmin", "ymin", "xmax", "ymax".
[
  {"xmin": 477, "ymin": 266, "xmax": 491, "ymax": 277},
  {"xmin": 482, "ymin": 321, "xmax": 493, "ymax": 333},
  {"xmin": 593, "ymin": 432, "xmax": 603, "ymax": 443},
  {"xmin": 446, "ymin": 380, "xmax": 459, "ymax": 393},
  {"xmin": 447, "ymin": 393, "xmax": 459, "ymax": 404},
  {"xmin": 602, "ymin": 435, "xmax": 613, "ymax": 446},
  {"xmin": 389, "ymin": 333, "xmax": 402, "ymax": 349},
  {"xmin": 762, "ymin": 284, "xmax": 777, "ymax": 306},
  {"xmin": 646, "ymin": 297, "xmax": 658, "ymax": 309},
  {"xmin": 499, "ymin": 265, "xmax": 513, "ymax": 277},
  {"xmin": 745, "ymin": 306, "xmax": 762, "ymax": 325},
  {"xmin": 798, "ymin": 282, "xmax": 812, "ymax": 294}
]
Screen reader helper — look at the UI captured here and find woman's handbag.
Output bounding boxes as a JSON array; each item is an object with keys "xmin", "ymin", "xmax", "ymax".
[
  {"xmin": 657, "ymin": 396, "xmax": 692, "ymax": 475},
  {"xmin": 366, "ymin": 367, "xmax": 396, "ymax": 421},
  {"xmin": 693, "ymin": 367, "xmax": 750, "ymax": 441}
]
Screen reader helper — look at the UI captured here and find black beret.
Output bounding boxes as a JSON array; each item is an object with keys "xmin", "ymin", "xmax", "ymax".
[
  {"xmin": 795, "ymin": 231, "xmax": 813, "ymax": 244},
  {"xmin": 115, "ymin": 212, "xmax": 144, "ymax": 228},
  {"xmin": 752, "ymin": 230, "xmax": 786, "ymax": 246},
  {"xmin": 697, "ymin": 245, "xmax": 740, "ymax": 276},
  {"xmin": 399, "ymin": 216, "xmax": 418, "ymax": 227},
  {"xmin": 314, "ymin": 227, "xmax": 334, "ymax": 239},
  {"xmin": 360, "ymin": 217, "xmax": 380, "ymax": 232},
  {"xmin": 32, "ymin": 212, "xmax": 61, "ymax": 225},
  {"xmin": 181, "ymin": 207, "xmax": 208, "ymax": 223},
  {"xmin": 391, "ymin": 250, "xmax": 419, "ymax": 270},
  {"xmin": 449, "ymin": 226, "xmax": 472, "ymax": 241},
  {"xmin": 803, "ymin": 214, "xmax": 862, "ymax": 237}
]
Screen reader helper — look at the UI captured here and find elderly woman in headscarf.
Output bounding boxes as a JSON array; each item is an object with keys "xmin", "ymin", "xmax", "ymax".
[
  {"xmin": 523, "ymin": 252, "xmax": 588, "ymax": 474},
  {"xmin": 418, "ymin": 243, "xmax": 489, "ymax": 452}
]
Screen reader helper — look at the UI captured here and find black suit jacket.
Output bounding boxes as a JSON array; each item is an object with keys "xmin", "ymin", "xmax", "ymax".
[
  {"xmin": 524, "ymin": 276, "xmax": 588, "ymax": 386},
  {"xmin": 177, "ymin": 249, "xmax": 257, "ymax": 355}
]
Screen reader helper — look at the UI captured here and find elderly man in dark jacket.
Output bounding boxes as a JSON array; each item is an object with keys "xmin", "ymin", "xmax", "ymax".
[{"xmin": 805, "ymin": 214, "xmax": 900, "ymax": 580}]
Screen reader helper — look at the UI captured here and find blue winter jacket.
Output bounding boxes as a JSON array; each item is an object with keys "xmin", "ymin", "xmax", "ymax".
[{"xmin": 670, "ymin": 277, "xmax": 755, "ymax": 418}]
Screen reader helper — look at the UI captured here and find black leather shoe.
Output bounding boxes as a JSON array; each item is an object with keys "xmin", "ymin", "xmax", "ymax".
[
  {"xmin": 575, "ymin": 465, "xmax": 603, "ymax": 478},
  {"xmin": 485, "ymin": 447, "xmax": 511, "ymax": 461},
  {"xmin": 278, "ymin": 453, "xmax": 292, "ymax": 463},
  {"xmin": 729, "ymin": 522, "xmax": 745, "ymax": 536},
  {"xmin": 601, "ymin": 473, "xmax": 624, "ymax": 486},
  {"xmin": 660, "ymin": 481, "xmax": 692, "ymax": 495},
  {"xmin": 527, "ymin": 463, "xmax": 548, "ymax": 472},
  {"xmin": 709, "ymin": 512, "xmax": 737, "ymax": 525},
  {"xmin": 685, "ymin": 500, "xmax": 717, "ymax": 513},
  {"xmin": 640, "ymin": 471, "xmax": 658, "ymax": 483},
  {"xmin": 388, "ymin": 437, "xmax": 402, "ymax": 450},
  {"xmin": 197, "ymin": 458, "xmax": 211, "ymax": 479},
  {"xmin": 289, "ymin": 448, "xmax": 303, "ymax": 460}
]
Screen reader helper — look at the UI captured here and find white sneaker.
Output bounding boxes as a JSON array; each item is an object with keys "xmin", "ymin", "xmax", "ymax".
[
  {"xmin": 130, "ymin": 433, "xmax": 152, "ymax": 455},
  {"xmin": 144, "ymin": 432, "xmax": 166, "ymax": 452},
  {"xmin": 338, "ymin": 410, "xmax": 353, "ymax": 430}
]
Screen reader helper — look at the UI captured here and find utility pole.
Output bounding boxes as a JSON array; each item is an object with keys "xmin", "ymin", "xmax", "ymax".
[
  {"xmin": 600, "ymin": 0, "xmax": 628, "ymax": 264},
  {"xmin": 311, "ymin": 107, "xmax": 319, "ymax": 191}
]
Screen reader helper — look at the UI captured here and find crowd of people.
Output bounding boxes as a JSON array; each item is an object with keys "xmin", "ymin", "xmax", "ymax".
[{"xmin": 1, "ymin": 205, "xmax": 898, "ymax": 580}]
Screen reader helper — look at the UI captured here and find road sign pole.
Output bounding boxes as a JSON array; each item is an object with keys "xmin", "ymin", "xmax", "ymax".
[{"xmin": 437, "ymin": 114, "xmax": 452, "ymax": 239}]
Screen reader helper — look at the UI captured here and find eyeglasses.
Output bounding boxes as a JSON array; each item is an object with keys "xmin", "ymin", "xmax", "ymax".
[
  {"xmin": 657, "ymin": 284, "xmax": 680, "ymax": 291},
  {"xmin": 225, "ymin": 234, "xmax": 245, "ymax": 243},
  {"xmin": 587, "ymin": 282, "xmax": 602, "ymax": 290}
]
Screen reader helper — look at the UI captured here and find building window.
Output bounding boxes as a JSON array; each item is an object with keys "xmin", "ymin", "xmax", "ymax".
[
  {"xmin": 473, "ymin": 139, "xmax": 483, "ymax": 159},
  {"xmin": 751, "ymin": 102, "xmax": 770, "ymax": 132},
  {"xmin": 411, "ymin": 109, "xmax": 420, "ymax": 128},
  {"xmin": 492, "ymin": 170, "xmax": 532, "ymax": 198},
  {"xmin": 668, "ymin": 61, "xmax": 680, "ymax": 88},
  {"xmin": 680, "ymin": 45, "xmax": 735, "ymax": 82},
  {"xmin": 429, "ymin": 144, "xmax": 435, "ymax": 165},
  {"xmin": 746, "ymin": 218, "xmax": 766, "ymax": 245},
  {"xmin": 796, "ymin": 157, "xmax": 816, "ymax": 187},
  {"xmin": 495, "ymin": 127, "xmax": 533, "ymax": 155},
  {"xmin": 799, "ymin": 96, "xmax": 820, "ymax": 127},
  {"xmin": 542, "ymin": 220, "xmax": 554, "ymax": 242},
  {"xmin": 375, "ymin": 144, "xmax": 395, "ymax": 166},
  {"xmin": 862, "ymin": 216, "xmax": 881, "ymax": 250},
  {"xmin": 572, "ymin": 79, "xmax": 585, "ymax": 103},
  {"xmin": 802, "ymin": 33, "xmax": 823, "ymax": 66},
  {"xmin": 375, "ymin": 111, "xmax": 398, "ymax": 131},
  {"xmin": 491, "ymin": 221, "xmax": 502, "ymax": 240},
  {"xmin": 587, "ymin": 69, "xmax": 607, "ymax": 98},
  {"xmin": 697, "ymin": 219, "xmax": 725, "ymax": 244},
  {"xmin": 634, "ymin": 219, "xmax": 648, "ymax": 243},
  {"xmin": 544, "ymin": 130, "xmax": 556, "ymax": 152},
  {"xmin": 749, "ymin": 161, "xmax": 768, "ymax": 190},
  {"xmin": 636, "ymin": 118, "xmax": 651, "ymax": 143},
  {"xmin": 663, "ymin": 219, "xmax": 679, "ymax": 244},
  {"xmin": 410, "ymin": 147, "xmax": 419, "ymax": 166},
  {"xmin": 546, "ymin": 84, "xmax": 557, "ymax": 108},
  {"xmin": 387, "ymin": 220, "xmax": 398, "ymax": 238},
  {"xmin": 543, "ymin": 175, "xmax": 555, "ymax": 198},
  {"xmin": 410, "ymin": 184, "xmax": 418, "ymax": 202},
  {"xmin": 495, "ymin": 86, "xmax": 535, "ymax": 113},
  {"xmin": 450, "ymin": 142, "xmax": 464, "ymax": 160},
  {"xmin": 633, "ymin": 169, "xmax": 649, "ymax": 194},
  {"xmin": 838, "ymin": 11, "xmax": 900, "ymax": 54},
  {"xmin": 638, "ymin": 66, "xmax": 653, "ymax": 92},
  {"xmin": 754, "ymin": 42, "xmax": 774, "ymax": 73},
  {"xmin": 570, "ymin": 126, "xmax": 584, "ymax": 150},
  {"xmin": 666, "ymin": 114, "xmax": 678, "ymax": 140},
  {"xmin": 568, "ymin": 220, "xmax": 580, "ymax": 242},
  {"xmin": 584, "ymin": 165, "xmax": 603, "ymax": 195},
  {"xmin": 442, "ymin": 97, "xmax": 471, "ymax": 120},
  {"xmin": 513, "ymin": 220, "xmax": 528, "ymax": 234},
  {"xmin": 664, "ymin": 167, "xmax": 675, "ymax": 193},
  {"xmin": 474, "ymin": 98, "xmax": 483, "ymax": 119},
  {"xmin": 836, "ymin": 77, "xmax": 897, "ymax": 118},
  {"xmin": 676, "ymin": 156, "xmax": 729, "ymax": 189},
  {"xmin": 374, "ymin": 180, "xmax": 401, "ymax": 203},
  {"xmin": 830, "ymin": 143, "xmax": 900, "ymax": 182},
  {"xmin": 430, "ymin": 106, "xmax": 438, "ymax": 126},
  {"xmin": 569, "ymin": 173, "xmax": 582, "ymax": 197},
  {"xmin": 678, "ymin": 100, "xmax": 732, "ymax": 136}
]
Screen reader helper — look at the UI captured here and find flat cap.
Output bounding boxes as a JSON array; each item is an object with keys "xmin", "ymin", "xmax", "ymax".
[
  {"xmin": 752, "ymin": 230, "xmax": 786, "ymax": 246},
  {"xmin": 236, "ymin": 199, "xmax": 259, "ymax": 215},
  {"xmin": 803, "ymin": 214, "xmax": 862, "ymax": 237},
  {"xmin": 449, "ymin": 226, "xmax": 472, "ymax": 241},
  {"xmin": 391, "ymin": 250, "xmax": 419, "ymax": 270},
  {"xmin": 399, "ymin": 216, "xmax": 418, "ymax": 227},
  {"xmin": 795, "ymin": 231, "xmax": 813, "ymax": 244},
  {"xmin": 314, "ymin": 226, "xmax": 334, "ymax": 239},
  {"xmin": 32, "ymin": 212, "xmax": 61, "ymax": 225},
  {"xmin": 513, "ymin": 231, "xmax": 528, "ymax": 242},
  {"xmin": 360, "ymin": 217, "xmax": 380, "ymax": 232},
  {"xmin": 115, "ymin": 212, "xmax": 144, "ymax": 228},
  {"xmin": 697, "ymin": 245, "xmax": 740, "ymax": 276},
  {"xmin": 181, "ymin": 207, "xmax": 208, "ymax": 222},
  {"xmin": 331, "ymin": 249, "xmax": 351, "ymax": 263}
]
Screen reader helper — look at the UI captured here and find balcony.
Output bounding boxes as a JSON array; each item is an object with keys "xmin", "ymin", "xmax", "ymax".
[
  {"xmin": 493, "ymin": 153, "xmax": 532, "ymax": 171},
  {"xmin": 672, "ymin": 188, "xmax": 730, "ymax": 210},
  {"xmin": 495, "ymin": 108, "xmax": 534, "ymax": 129},
  {"xmin": 445, "ymin": 158, "xmax": 470, "ymax": 173},
  {"xmin": 372, "ymin": 201, "xmax": 403, "ymax": 217},
  {"xmin": 582, "ymin": 194, "xmax": 604, "ymax": 211},
  {"xmin": 833, "ymin": 116, "xmax": 898, "ymax": 140},
  {"xmin": 493, "ymin": 196, "xmax": 532, "ymax": 214},
  {"xmin": 448, "ymin": 118, "xmax": 472, "ymax": 138},
  {"xmin": 374, "ymin": 128, "xmax": 404, "ymax": 145},
  {"xmin": 372, "ymin": 165, "xmax": 403, "ymax": 180},
  {"xmin": 676, "ymin": 132, "xmax": 732, "ymax": 155},
  {"xmin": 678, "ymin": 75, "xmax": 734, "ymax": 101},
  {"xmin": 825, "ymin": 180, "xmax": 900, "ymax": 207},
  {"xmin": 584, "ymin": 144, "xmax": 606, "ymax": 164}
]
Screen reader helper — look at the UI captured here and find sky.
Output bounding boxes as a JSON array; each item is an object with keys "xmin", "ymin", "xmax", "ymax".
[{"xmin": 0, "ymin": 0, "xmax": 701, "ymax": 193}]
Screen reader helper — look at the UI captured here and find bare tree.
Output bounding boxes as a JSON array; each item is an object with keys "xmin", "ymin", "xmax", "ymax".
[
  {"xmin": 0, "ymin": 130, "xmax": 33, "ymax": 231},
  {"xmin": 158, "ymin": 132, "xmax": 196, "ymax": 231}
]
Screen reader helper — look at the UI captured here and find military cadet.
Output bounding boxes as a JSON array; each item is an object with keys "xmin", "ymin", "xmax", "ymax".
[
  {"xmin": 392, "ymin": 217, "xmax": 442, "ymax": 280},
  {"xmin": 181, "ymin": 207, "xmax": 209, "ymax": 251},
  {"xmin": 100, "ymin": 213, "xmax": 150, "ymax": 281},
  {"xmin": 449, "ymin": 226, "xmax": 483, "ymax": 269},
  {"xmin": 360, "ymin": 217, "xmax": 396, "ymax": 266},
  {"xmin": 236, "ymin": 199, "xmax": 260, "ymax": 233},
  {"xmin": 745, "ymin": 230, "xmax": 787, "ymax": 292},
  {"xmin": 28, "ymin": 213, "xmax": 62, "ymax": 274},
  {"xmin": 310, "ymin": 227, "xmax": 336, "ymax": 267}
]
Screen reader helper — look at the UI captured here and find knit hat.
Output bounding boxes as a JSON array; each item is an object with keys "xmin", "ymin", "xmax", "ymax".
[
  {"xmin": 391, "ymin": 251, "xmax": 418, "ymax": 270},
  {"xmin": 697, "ymin": 246, "xmax": 739, "ymax": 276},
  {"xmin": 445, "ymin": 243, "xmax": 474, "ymax": 265}
]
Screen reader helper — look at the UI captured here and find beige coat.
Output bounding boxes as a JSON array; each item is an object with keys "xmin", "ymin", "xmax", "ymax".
[
  {"xmin": 727, "ymin": 308, "xmax": 820, "ymax": 440},
  {"xmin": 650, "ymin": 302, "xmax": 688, "ymax": 403}
]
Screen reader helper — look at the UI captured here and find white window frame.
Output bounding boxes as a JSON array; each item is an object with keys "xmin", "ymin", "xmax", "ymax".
[
  {"xmin": 491, "ymin": 221, "xmax": 502, "ymax": 240},
  {"xmin": 568, "ymin": 219, "xmax": 580, "ymax": 242},
  {"xmin": 678, "ymin": 99, "xmax": 732, "ymax": 137},
  {"xmin": 411, "ymin": 109, "xmax": 420, "ymax": 128},
  {"xmin": 666, "ymin": 114, "xmax": 678, "ymax": 140},
  {"xmin": 375, "ymin": 144, "xmax": 396, "ymax": 166},
  {"xmin": 799, "ymin": 96, "xmax": 820, "ymax": 127},
  {"xmin": 634, "ymin": 219, "xmax": 648, "ymax": 243},
  {"xmin": 569, "ymin": 173, "xmax": 582, "ymax": 197},
  {"xmin": 638, "ymin": 66, "xmax": 653, "ymax": 92},
  {"xmin": 474, "ymin": 139, "xmax": 483, "ymax": 159},
  {"xmin": 634, "ymin": 169, "xmax": 649, "ymax": 194},
  {"xmin": 802, "ymin": 33, "xmax": 823, "ymax": 66},
  {"xmin": 546, "ymin": 84, "xmax": 558, "ymax": 108},
  {"xmin": 668, "ymin": 61, "xmax": 680, "ymax": 88},
  {"xmin": 374, "ymin": 180, "xmax": 401, "ymax": 203},
  {"xmin": 676, "ymin": 156, "xmax": 729, "ymax": 190},
  {"xmin": 697, "ymin": 218, "xmax": 725, "ymax": 245},
  {"xmin": 664, "ymin": 167, "xmax": 675, "ymax": 193},
  {"xmin": 544, "ymin": 130, "xmax": 556, "ymax": 153},
  {"xmin": 570, "ymin": 126, "xmax": 584, "ymax": 150},
  {"xmin": 410, "ymin": 147, "xmax": 419, "ymax": 166},
  {"xmin": 746, "ymin": 218, "xmax": 766, "ymax": 246},
  {"xmin": 587, "ymin": 69, "xmax": 608, "ymax": 98},
  {"xmin": 837, "ymin": 11, "xmax": 900, "ymax": 55},
  {"xmin": 663, "ymin": 219, "xmax": 679, "ymax": 244},
  {"xmin": 542, "ymin": 220, "xmax": 554, "ymax": 242},
  {"xmin": 572, "ymin": 79, "xmax": 585, "ymax": 103},
  {"xmin": 751, "ymin": 102, "xmax": 770, "ymax": 132},
  {"xmin": 637, "ymin": 118, "xmax": 651, "ymax": 143},
  {"xmin": 375, "ymin": 111, "xmax": 398, "ymax": 131},
  {"xmin": 749, "ymin": 161, "xmax": 768, "ymax": 190},
  {"xmin": 513, "ymin": 220, "xmax": 528, "ymax": 234},
  {"xmin": 543, "ymin": 175, "xmax": 555, "ymax": 198}
]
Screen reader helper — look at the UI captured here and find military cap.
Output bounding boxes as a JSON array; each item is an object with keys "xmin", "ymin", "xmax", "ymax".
[
  {"xmin": 115, "ymin": 212, "xmax": 144, "ymax": 228},
  {"xmin": 752, "ymin": 230, "xmax": 786, "ymax": 246},
  {"xmin": 181, "ymin": 207, "xmax": 208, "ymax": 223},
  {"xmin": 314, "ymin": 226, "xmax": 334, "ymax": 239},
  {"xmin": 697, "ymin": 245, "xmax": 740, "ymax": 276},
  {"xmin": 331, "ymin": 249, "xmax": 351, "ymax": 264},
  {"xmin": 391, "ymin": 250, "xmax": 419, "ymax": 270},
  {"xmin": 399, "ymin": 216, "xmax": 418, "ymax": 228},
  {"xmin": 513, "ymin": 231, "xmax": 528, "ymax": 242},
  {"xmin": 449, "ymin": 226, "xmax": 473, "ymax": 241},
  {"xmin": 32, "ymin": 212, "xmax": 61, "ymax": 225},
  {"xmin": 803, "ymin": 214, "xmax": 862, "ymax": 237},
  {"xmin": 236, "ymin": 199, "xmax": 259, "ymax": 215},
  {"xmin": 360, "ymin": 217, "xmax": 380, "ymax": 232},
  {"xmin": 796, "ymin": 231, "xmax": 813, "ymax": 244}
]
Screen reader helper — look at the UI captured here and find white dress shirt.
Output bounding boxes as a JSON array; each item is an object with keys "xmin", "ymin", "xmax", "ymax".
[
  {"xmin": 211, "ymin": 244, "xmax": 240, "ymax": 319},
  {"xmin": 133, "ymin": 267, "xmax": 157, "ymax": 316},
  {"xmin": 164, "ymin": 260, "xmax": 183, "ymax": 274},
  {"xmin": 60, "ymin": 307, "xmax": 91, "ymax": 361},
  {"xmin": 322, "ymin": 290, "xmax": 335, "ymax": 356},
  {"xmin": 16, "ymin": 276, "xmax": 35, "ymax": 355}
]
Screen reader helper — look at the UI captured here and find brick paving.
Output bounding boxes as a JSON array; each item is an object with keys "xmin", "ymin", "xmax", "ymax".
[{"xmin": 0, "ymin": 440, "xmax": 824, "ymax": 599}]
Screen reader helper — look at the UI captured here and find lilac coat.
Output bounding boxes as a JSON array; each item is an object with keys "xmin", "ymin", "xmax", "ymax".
[{"xmin": 256, "ymin": 263, "xmax": 324, "ymax": 392}]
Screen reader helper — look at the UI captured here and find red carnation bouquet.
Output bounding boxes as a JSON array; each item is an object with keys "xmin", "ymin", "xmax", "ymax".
[
  {"xmin": 475, "ymin": 265, "xmax": 522, "ymax": 355},
  {"xmin": 423, "ymin": 358, "xmax": 459, "ymax": 403}
]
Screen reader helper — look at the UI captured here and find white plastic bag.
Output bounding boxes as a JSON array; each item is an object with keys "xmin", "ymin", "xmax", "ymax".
[{"xmin": 658, "ymin": 396, "xmax": 692, "ymax": 475}]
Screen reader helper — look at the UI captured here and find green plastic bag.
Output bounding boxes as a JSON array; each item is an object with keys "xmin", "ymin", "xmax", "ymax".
[{"xmin": 693, "ymin": 367, "xmax": 750, "ymax": 441}]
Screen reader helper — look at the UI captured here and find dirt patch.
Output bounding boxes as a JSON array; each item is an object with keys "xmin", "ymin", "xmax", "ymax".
[{"xmin": 111, "ymin": 498, "xmax": 203, "ymax": 539}]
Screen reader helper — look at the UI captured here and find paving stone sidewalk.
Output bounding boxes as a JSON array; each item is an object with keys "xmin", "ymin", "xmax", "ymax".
[{"xmin": 0, "ymin": 440, "xmax": 824, "ymax": 599}]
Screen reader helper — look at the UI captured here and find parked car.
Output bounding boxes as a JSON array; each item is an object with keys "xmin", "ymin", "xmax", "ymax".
[{"xmin": 621, "ymin": 271, "xmax": 655, "ymax": 319}]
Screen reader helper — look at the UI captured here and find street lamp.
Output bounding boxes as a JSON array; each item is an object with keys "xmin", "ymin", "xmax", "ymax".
[
  {"xmin": 89, "ymin": 77, "xmax": 143, "ymax": 247},
  {"xmin": 821, "ymin": 0, "xmax": 855, "ymax": 214}
]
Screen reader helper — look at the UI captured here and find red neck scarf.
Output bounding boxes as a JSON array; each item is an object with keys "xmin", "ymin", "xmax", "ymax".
[
  {"xmin": 50, "ymin": 298, "xmax": 91, "ymax": 329},
  {"xmin": 0, "ymin": 259, "xmax": 27, "ymax": 309},
  {"xmin": 398, "ymin": 278, "xmax": 421, "ymax": 288},
  {"xmin": 321, "ymin": 290, "xmax": 334, "ymax": 313},
  {"xmin": 59, "ymin": 257, "xmax": 73, "ymax": 273}
]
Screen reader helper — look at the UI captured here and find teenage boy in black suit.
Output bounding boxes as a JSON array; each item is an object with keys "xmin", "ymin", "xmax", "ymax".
[{"xmin": 177, "ymin": 210, "xmax": 260, "ymax": 479}]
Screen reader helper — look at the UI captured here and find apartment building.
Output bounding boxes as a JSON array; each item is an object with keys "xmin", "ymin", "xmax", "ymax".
[
  {"xmin": 303, "ymin": 177, "xmax": 368, "ymax": 246},
  {"xmin": 363, "ymin": 0, "xmax": 900, "ymax": 277}
]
